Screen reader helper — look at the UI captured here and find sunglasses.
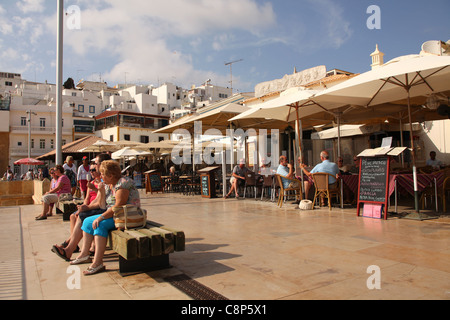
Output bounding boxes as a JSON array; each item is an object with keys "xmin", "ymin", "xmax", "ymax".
[{"xmin": 90, "ymin": 169, "xmax": 96, "ymax": 172}]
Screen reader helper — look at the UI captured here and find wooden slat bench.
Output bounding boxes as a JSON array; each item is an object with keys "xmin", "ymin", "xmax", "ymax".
[
  {"xmin": 56, "ymin": 199, "xmax": 84, "ymax": 221},
  {"xmin": 108, "ymin": 220, "xmax": 185, "ymax": 276},
  {"xmin": 55, "ymin": 199, "xmax": 83, "ymax": 221}
]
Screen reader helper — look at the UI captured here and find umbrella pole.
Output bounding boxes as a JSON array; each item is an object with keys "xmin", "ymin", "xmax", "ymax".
[
  {"xmin": 404, "ymin": 89, "xmax": 437, "ymax": 220},
  {"xmin": 336, "ymin": 113, "xmax": 344, "ymax": 209},
  {"xmin": 295, "ymin": 107, "xmax": 305, "ymax": 199},
  {"xmin": 405, "ymin": 90, "xmax": 420, "ymax": 213}
]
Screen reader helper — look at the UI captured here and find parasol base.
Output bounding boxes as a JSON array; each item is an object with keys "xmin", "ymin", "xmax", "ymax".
[{"xmin": 401, "ymin": 210, "xmax": 439, "ymax": 221}]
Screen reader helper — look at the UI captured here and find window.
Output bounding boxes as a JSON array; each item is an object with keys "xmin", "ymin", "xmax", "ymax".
[
  {"xmin": 124, "ymin": 134, "xmax": 130, "ymax": 141},
  {"xmin": 40, "ymin": 139, "xmax": 45, "ymax": 149},
  {"xmin": 72, "ymin": 92, "xmax": 77, "ymax": 97},
  {"xmin": 40, "ymin": 118, "xmax": 46, "ymax": 130},
  {"xmin": 109, "ymin": 135, "xmax": 114, "ymax": 142},
  {"xmin": 31, "ymin": 139, "xmax": 34, "ymax": 149},
  {"xmin": 5, "ymin": 81, "xmax": 12, "ymax": 86},
  {"xmin": 89, "ymin": 105, "xmax": 95, "ymax": 113},
  {"xmin": 78, "ymin": 105, "xmax": 84, "ymax": 112},
  {"xmin": 140, "ymin": 135, "xmax": 149, "ymax": 143},
  {"xmin": 158, "ymin": 137, "xmax": 164, "ymax": 142},
  {"xmin": 18, "ymin": 142, "xmax": 22, "ymax": 146},
  {"xmin": 50, "ymin": 139, "xmax": 54, "ymax": 149},
  {"xmin": 62, "ymin": 139, "xmax": 66, "ymax": 146},
  {"xmin": 21, "ymin": 117, "xmax": 26, "ymax": 126}
]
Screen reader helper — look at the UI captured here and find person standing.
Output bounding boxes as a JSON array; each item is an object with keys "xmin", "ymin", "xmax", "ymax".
[
  {"xmin": 63, "ymin": 156, "xmax": 77, "ymax": 195},
  {"xmin": 77, "ymin": 156, "xmax": 91, "ymax": 199}
]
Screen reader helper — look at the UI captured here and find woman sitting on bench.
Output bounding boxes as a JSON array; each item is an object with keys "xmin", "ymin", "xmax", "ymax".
[
  {"xmin": 55, "ymin": 160, "xmax": 140, "ymax": 275},
  {"xmin": 36, "ymin": 165, "xmax": 71, "ymax": 220}
]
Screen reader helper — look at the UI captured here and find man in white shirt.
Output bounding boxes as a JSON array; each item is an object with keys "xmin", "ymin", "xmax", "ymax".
[{"xmin": 426, "ymin": 151, "xmax": 442, "ymax": 170}]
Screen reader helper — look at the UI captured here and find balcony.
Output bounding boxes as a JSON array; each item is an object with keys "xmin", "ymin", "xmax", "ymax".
[
  {"xmin": 10, "ymin": 126, "xmax": 72, "ymax": 135},
  {"xmin": 10, "ymin": 147, "xmax": 55, "ymax": 157}
]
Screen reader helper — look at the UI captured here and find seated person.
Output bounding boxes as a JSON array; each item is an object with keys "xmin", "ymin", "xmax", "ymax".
[
  {"xmin": 349, "ymin": 156, "xmax": 360, "ymax": 174},
  {"xmin": 63, "ymin": 163, "xmax": 103, "ymax": 252},
  {"xmin": 426, "ymin": 151, "xmax": 442, "ymax": 170},
  {"xmin": 258, "ymin": 158, "xmax": 273, "ymax": 176},
  {"xmin": 36, "ymin": 165, "xmax": 71, "ymax": 220},
  {"xmin": 46, "ymin": 169, "xmax": 59, "ymax": 217},
  {"xmin": 225, "ymin": 159, "xmax": 248, "ymax": 199},
  {"xmin": 52, "ymin": 153, "xmax": 111, "ymax": 260},
  {"xmin": 337, "ymin": 156, "xmax": 350, "ymax": 174},
  {"xmin": 277, "ymin": 155, "xmax": 299, "ymax": 189},
  {"xmin": 300, "ymin": 151, "xmax": 339, "ymax": 201},
  {"xmin": 72, "ymin": 160, "xmax": 141, "ymax": 275}
]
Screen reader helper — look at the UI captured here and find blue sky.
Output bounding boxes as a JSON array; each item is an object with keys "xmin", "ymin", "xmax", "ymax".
[{"xmin": 1, "ymin": 0, "xmax": 449, "ymax": 93}]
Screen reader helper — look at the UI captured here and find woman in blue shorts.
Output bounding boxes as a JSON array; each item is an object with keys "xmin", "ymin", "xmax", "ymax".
[{"xmin": 70, "ymin": 160, "xmax": 140, "ymax": 275}]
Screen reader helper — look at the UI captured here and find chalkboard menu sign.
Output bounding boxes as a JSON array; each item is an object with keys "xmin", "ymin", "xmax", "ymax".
[
  {"xmin": 198, "ymin": 167, "xmax": 219, "ymax": 198},
  {"xmin": 201, "ymin": 175, "xmax": 210, "ymax": 197},
  {"xmin": 145, "ymin": 170, "xmax": 164, "ymax": 194},
  {"xmin": 357, "ymin": 156, "xmax": 390, "ymax": 220}
]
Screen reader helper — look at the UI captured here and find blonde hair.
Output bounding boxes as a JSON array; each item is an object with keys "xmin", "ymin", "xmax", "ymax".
[{"xmin": 100, "ymin": 160, "xmax": 121, "ymax": 180}]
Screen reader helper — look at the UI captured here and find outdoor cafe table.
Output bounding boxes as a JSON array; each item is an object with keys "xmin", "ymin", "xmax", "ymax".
[{"xmin": 341, "ymin": 171, "xmax": 447, "ymax": 212}]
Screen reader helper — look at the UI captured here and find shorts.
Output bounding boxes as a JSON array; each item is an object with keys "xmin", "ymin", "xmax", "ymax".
[
  {"xmin": 42, "ymin": 193, "xmax": 59, "ymax": 205},
  {"xmin": 81, "ymin": 214, "xmax": 116, "ymax": 238},
  {"xmin": 78, "ymin": 208, "xmax": 107, "ymax": 222}
]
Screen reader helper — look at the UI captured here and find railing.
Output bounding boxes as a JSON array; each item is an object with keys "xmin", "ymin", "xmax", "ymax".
[{"xmin": 10, "ymin": 126, "xmax": 72, "ymax": 134}]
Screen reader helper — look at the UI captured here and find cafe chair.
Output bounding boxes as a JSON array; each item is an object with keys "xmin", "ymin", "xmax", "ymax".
[
  {"xmin": 186, "ymin": 175, "xmax": 200, "ymax": 196},
  {"xmin": 168, "ymin": 175, "xmax": 181, "ymax": 193},
  {"xmin": 311, "ymin": 173, "xmax": 341, "ymax": 211},
  {"xmin": 260, "ymin": 175, "xmax": 274, "ymax": 201},
  {"xmin": 275, "ymin": 174, "xmax": 303, "ymax": 208},
  {"xmin": 420, "ymin": 184, "xmax": 441, "ymax": 210},
  {"xmin": 243, "ymin": 171, "xmax": 258, "ymax": 199}
]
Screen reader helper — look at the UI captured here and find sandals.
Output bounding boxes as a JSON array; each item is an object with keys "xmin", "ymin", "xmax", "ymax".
[
  {"xmin": 83, "ymin": 264, "xmax": 106, "ymax": 276},
  {"xmin": 35, "ymin": 215, "xmax": 47, "ymax": 220},
  {"xmin": 51, "ymin": 245, "xmax": 70, "ymax": 261},
  {"xmin": 70, "ymin": 255, "xmax": 92, "ymax": 265}
]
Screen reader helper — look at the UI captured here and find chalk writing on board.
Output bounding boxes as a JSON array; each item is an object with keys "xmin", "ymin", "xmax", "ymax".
[{"xmin": 358, "ymin": 157, "xmax": 388, "ymax": 203}]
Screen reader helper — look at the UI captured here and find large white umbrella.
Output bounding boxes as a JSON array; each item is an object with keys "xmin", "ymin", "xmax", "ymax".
[
  {"xmin": 78, "ymin": 140, "xmax": 119, "ymax": 153},
  {"xmin": 313, "ymin": 54, "xmax": 450, "ymax": 215},
  {"xmin": 230, "ymin": 88, "xmax": 328, "ymax": 164},
  {"xmin": 111, "ymin": 147, "xmax": 144, "ymax": 159}
]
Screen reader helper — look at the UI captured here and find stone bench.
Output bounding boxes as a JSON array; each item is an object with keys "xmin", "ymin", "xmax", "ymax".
[{"xmin": 108, "ymin": 220, "xmax": 185, "ymax": 276}]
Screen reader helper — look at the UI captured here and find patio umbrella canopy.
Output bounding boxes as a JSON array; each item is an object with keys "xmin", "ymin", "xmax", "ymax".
[
  {"xmin": 312, "ymin": 54, "xmax": 450, "ymax": 215},
  {"xmin": 111, "ymin": 147, "xmax": 144, "ymax": 159},
  {"xmin": 154, "ymin": 103, "xmax": 250, "ymax": 134},
  {"xmin": 14, "ymin": 158, "xmax": 44, "ymax": 166}
]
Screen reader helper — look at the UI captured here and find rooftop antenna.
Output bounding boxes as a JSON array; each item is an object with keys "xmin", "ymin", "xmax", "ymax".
[{"xmin": 225, "ymin": 59, "xmax": 243, "ymax": 96}]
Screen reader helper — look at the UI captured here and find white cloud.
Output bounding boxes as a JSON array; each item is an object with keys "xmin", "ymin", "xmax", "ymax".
[
  {"xmin": 17, "ymin": 0, "xmax": 45, "ymax": 13},
  {"xmin": 54, "ymin": 0, "xmax": 277, "ymax": 88},
  {"xmin": 306, "ymin": 0, "xmax": 353, "ymax": 49}
]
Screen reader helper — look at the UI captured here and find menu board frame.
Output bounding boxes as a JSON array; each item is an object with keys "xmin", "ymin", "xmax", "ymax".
[
  {"xmin": 145, "ymin": 170, "xmax": 164, "ymax": 194},
  {"xmin": 356, "ymin": 156, "xmax": 390, "ymax": 220},
  {"xmin": 198, "ymin": 166, "xmax": 219, "ymax": 199}
]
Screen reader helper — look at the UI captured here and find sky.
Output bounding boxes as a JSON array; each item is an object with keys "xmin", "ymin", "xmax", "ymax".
[{"xmin": 0, "ymin": 0, "xmax": 449, "ymax": 93}]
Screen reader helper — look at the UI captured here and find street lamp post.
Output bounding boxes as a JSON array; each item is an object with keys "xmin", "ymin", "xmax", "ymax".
[
  {"xmin": 27, "ymin": 110, "xmax": 37, "ymax": 159},
  {"xmin": 56, "ymin": 0, "xmax": 64, "ymax": 165}
]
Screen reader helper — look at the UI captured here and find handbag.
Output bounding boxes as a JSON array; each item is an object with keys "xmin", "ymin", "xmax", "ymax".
[
  {"xmin": 112, "ymin": 204, "xmax": 147, "ymax": 230},
  {"xmin": 59, "ymin": 193, "xmax": 73, "ymax": 201}
]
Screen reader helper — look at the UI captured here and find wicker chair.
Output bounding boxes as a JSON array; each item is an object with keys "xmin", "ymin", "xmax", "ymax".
[
  {"xmin": 311, "ymin": 173, "xmax": 340, "ymax": 211},
  {"xmin": 274, "ymin": 174, "xmax": 303, "ymax": 208}
]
